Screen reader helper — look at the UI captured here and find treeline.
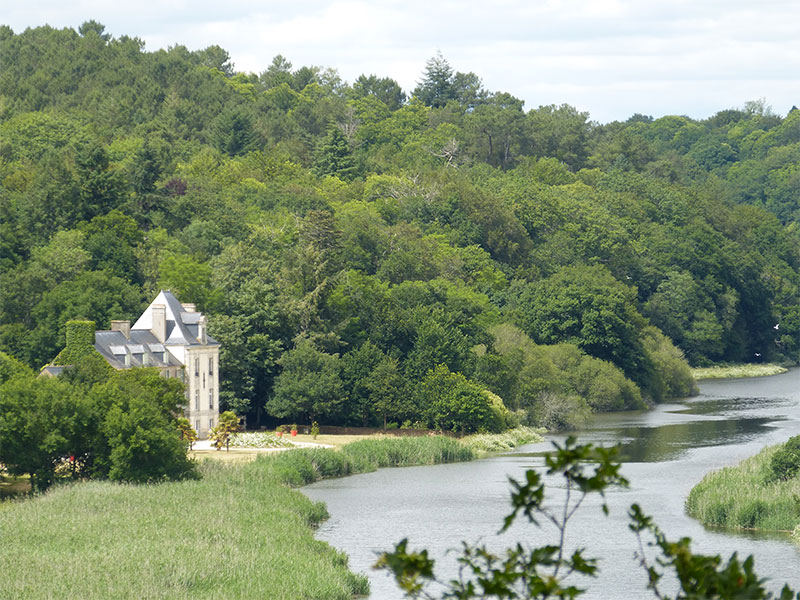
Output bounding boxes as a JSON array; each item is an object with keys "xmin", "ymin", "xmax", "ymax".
[
  {"xmin": 0, "ymin": 351, "xmax": 196, "ymax": 490},
  {"xmin": 1, "ymin": 22, "xmax": 799, "ymax": 429}
]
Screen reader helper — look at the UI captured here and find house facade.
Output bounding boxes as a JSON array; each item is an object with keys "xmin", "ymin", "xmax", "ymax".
[{"xmin": 46, "ymin": 291, "xmax": 220, "ymax": 439}]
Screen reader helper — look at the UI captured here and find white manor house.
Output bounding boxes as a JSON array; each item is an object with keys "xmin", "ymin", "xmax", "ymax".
[{"xmin": 45, "ymin": 291, "xmax": 220, "ymax": 439}]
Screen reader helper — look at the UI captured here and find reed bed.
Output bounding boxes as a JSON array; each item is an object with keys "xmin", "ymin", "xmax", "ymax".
[
  {"xmin": 0, "ymin": 434, "xmax": 482, "ymax": 598},
  {"xmin": 260, "ymin": 434, "xmax": 476, "ymax": 487},
  {"xmin": 0, "ymin": 459, "xmax": 368, "ymax": 599},
  {"xmin": 461, "ymin": 426, "xmax": 544, "ymax": 454},
  {"xmin": 686, "ymin": 444, "xmax": 800, "ymax": 533},
  {"xmin": 691, "ymin": 363, "xmax": 788, "ymax": 380}
]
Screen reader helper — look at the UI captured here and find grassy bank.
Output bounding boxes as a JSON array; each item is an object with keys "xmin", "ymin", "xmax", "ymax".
[
  {"xmin": 686, "ymin": 444, "xmax": 800, "ymax": 533},
  {"xmin": 691, "ymin": 363, "xmax": 788, "ymax": 380},
  {"xmin": 461, "ymin": 426, "xmax": 544, "ymax": 453},
  {"xmin": 0, "ymin": 434, "xmax": 489, "ymax": 599}
]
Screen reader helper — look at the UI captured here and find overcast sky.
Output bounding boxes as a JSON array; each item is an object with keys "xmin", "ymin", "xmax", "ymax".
[{"xmin": 4, "ymin": 0, "xmax": 800, "ymax": 123}]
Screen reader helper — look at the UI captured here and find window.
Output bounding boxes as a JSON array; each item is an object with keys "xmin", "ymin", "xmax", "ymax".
[
  {"xmin": 209, "ymin": 357, "xmax": 214, "ymax": 376},
  {"xmin": 208, "ymin": 417, "xmax": 214, "ymax": 429},
  {"xmin": 195, "ymin": 419, "xmax": 200, "ymax": 433},
  {"xmin": 194, "ymin": 358, "xmax": 199, "ymax": 376},
  {"xmin": 209, "ymin": 390, "xmax": 214, "ymax": 410},
  {"xmin": 202, "ymin": 372, "xmax": 205, "ymax": 389},
  {"xmin": 194, "ymin": 390, "xmax": 199, "ymax": 411}
]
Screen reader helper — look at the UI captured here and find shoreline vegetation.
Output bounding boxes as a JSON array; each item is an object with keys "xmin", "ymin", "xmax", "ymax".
[
  {"xmin": 0, "ymin": 429, "xmax": 541, "ymax": 599},
  {"xmin": 690, "ymin": 363, "xmax": 789, "ymax": 380},
  {"xmin": 686, "ymin": 442, "xmax": 800, "ymax": 544}
]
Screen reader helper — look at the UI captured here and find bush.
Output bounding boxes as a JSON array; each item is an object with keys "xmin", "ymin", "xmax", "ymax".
[
  {"xmin": 533, "ymin": 391, "xmax": 591, "ymax": 431},
  {"xmin": 417, "ymin": 365, "xmax": 506, "ymax": 433},
  {"xmin": 767, "ymin": 435, "xmax": 800, "ymax": 482}
]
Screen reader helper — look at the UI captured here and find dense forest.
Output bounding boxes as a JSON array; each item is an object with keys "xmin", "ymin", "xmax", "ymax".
[{"xmin": 2, "ymin": 22, "xmax": 800, "ymax": 431}]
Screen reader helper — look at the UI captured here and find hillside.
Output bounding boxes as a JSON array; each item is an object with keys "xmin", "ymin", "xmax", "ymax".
[{"xmin": 2, "ymin": 22, "xmax": 799, "ymax": 429}]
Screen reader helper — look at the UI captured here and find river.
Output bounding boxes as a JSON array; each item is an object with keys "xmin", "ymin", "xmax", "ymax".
[{"xmin": 303, "ymin": 370, "xmax": 800, "ymax": 599}]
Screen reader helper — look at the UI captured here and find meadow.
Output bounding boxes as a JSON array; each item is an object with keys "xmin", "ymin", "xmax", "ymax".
[{"xmin": 0, "ymin": 432, "xmax": 542, "ymax": 598}]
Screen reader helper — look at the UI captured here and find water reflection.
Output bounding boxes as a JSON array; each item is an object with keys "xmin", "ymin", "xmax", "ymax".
[
  {"xmin": 610, "ymin": 417, "xmax": 779, "ymax": 462},
  {"xmin": 304, "ymin": 370, "xmax": 800, "ymax": 599}
]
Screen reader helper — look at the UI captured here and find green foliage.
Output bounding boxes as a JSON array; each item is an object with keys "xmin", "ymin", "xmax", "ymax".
[
  {"xmin": 1, "ymin": 22, "xmax": 800, "ymax": 436},
  {"xmin": 416, "ymin": 364, "xmax": 506, "ymax": 434},
  {"xmin": 687, "ymin": 442, "xmax": 800, "ymax": 532},
  {"xmin": 267, "ymin": 338, "xmax": 345, "ymax": 422},
  {"xmin": 259, "ymin": 435, "xmax": 475, "ymax": 487},
  {"xmin": 52, "ymin": 320, "xmax": 100, "ymax": 365},
  {"xmin": 96, "ymin": 368, "xmax": 197, "ymax": 483},
  {"xmin": 478, "ymin": 324, "xmax": 645, "ymax": 430},
  {"xmin": 510, "ymin": 264, "xmax": 656, "ymax": 391},
  {"xmin": 313, "ymin": 126, "xmax": 357, "ymax": 180},
  {"xmin": 0, "ymin": 350, "xmax": 33, "ymax": 384},
  {"xmin": 209, "ymin": 410, "xmax": 239, "ymax": 451},
  {"xmin": 176, "ymin": 417, "xmax": 198, "ymax": 449},
  {"xmin": 0, "ymin": 361, "xmax": 196, "ymax": 489},
  {"xmin": 767, "ymin": 435, "xmax": 800, "ymax": 483}
]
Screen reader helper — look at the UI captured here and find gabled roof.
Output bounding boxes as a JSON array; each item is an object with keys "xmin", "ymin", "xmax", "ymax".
[{"xmin": 131, "ymin": 290, "xmax": 218, "ymax": 347}]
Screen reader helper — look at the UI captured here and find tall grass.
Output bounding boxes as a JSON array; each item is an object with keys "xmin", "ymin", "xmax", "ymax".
[
  {"xmin": 686, "ymin": 444, "xmax": 800, "ymax": 533},
  {"xmin": 461, "ymin": 426, "xmax": 544, "ymax": 454},
  {"xmin": 0, "ymin": 459, "xmax": 367, "ymax": 599},
  {"xmin": 261, "ymin": 435, "xmax": 476, "ymax": 487},
  {"xmin": 691, "ymin": 364, "xmax": 788, "ymax": 380},
  {"xmin": 0, "ymin": 434, "xmax": 482, "ymax": 598}
]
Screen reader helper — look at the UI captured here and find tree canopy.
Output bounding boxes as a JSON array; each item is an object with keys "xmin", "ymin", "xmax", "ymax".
[{"xmin": 2, "ymin": 25, "xmax": 800, "ymax": 432}]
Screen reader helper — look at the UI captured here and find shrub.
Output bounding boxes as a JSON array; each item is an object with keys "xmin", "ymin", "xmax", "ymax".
[
  {"xmin": 417, "ymin": 365, "xmax": 505, "ymax": 433},
  {"xmin": 767, "ymin": 435, "xmax": 800, "ymax": 482},
  {"xmin": 534, "ymin": 391, "xmax": 591, "ymax": 431}
]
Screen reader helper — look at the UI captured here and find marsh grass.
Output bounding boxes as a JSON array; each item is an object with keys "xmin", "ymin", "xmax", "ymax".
[
  {"xmin": 262, "ymin": 435, "xmax": 475, "ymax": 487},
  {"xmin": 0, "ymin": 434, "xmax": 480, "ymax": 598},
  {"xmin": 686, "ymin": 444, "xmax": 800, "ymax": 534},
  {"xmin": 691, "ymin": 364, "xmax": 788, "ymax": 380},
  {"xmin": 461, "ymin": 426, "xmax": 544, "ymax": 454},
  {"xmin": 0, "ymin": 458, "xmax": 369, "ymax": 600}
]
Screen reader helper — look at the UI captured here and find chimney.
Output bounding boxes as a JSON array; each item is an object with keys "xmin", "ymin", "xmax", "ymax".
[
  {"xmin": 110, "ymin": 320, "xmax": 130, "ymax": 339},
  {"xmin": 181, "ymin": 303, "xmax": 196, "ymax": 313},
  {"xmin": 198, "ymin": 315, "xmax": 207, "ymax": 345},
  {"xmin": 152, "ymin": 304, "xmax": 166, "ymax": 343}
]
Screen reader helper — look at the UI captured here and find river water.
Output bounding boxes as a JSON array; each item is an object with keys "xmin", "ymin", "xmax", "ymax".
[{"xmin": 303, "ymin": 370, "xmax": 800, "ymax": 598}]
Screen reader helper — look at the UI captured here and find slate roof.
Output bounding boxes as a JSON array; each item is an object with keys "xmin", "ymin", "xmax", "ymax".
[
  {"xmin": 131, "ymin": 290, "xmax": 219, "ymax": 347},
  {"xmin": 93, "ymin": 330, "xmax": 182, "ymax": 370},
  {"xmin": 39, "ymin": 365, "xmax": 66, "ymax": 378}
]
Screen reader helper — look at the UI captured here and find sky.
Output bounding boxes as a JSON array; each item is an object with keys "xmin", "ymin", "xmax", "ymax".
[{"xmin": 3, "ymin": 0, "xmax": 800, "ymax": 123}]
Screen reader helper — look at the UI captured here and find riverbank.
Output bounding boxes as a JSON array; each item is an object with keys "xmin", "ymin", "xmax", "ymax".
[
  {"xmin": 0, "ymin": 430, "xmax": 540, "ymax": 598},
  {"xmin": 686, "ymin": 442, "xmax": 800, "ymax": 536},
  {"xmin": 691, "ymin": 363, "xmax": 788, "ymax": 379}
]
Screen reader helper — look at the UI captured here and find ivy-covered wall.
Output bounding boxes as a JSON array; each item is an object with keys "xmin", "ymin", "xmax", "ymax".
[{"xmin": 53, "ymin": 320, "xmax": 98, "ymax": 365}]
